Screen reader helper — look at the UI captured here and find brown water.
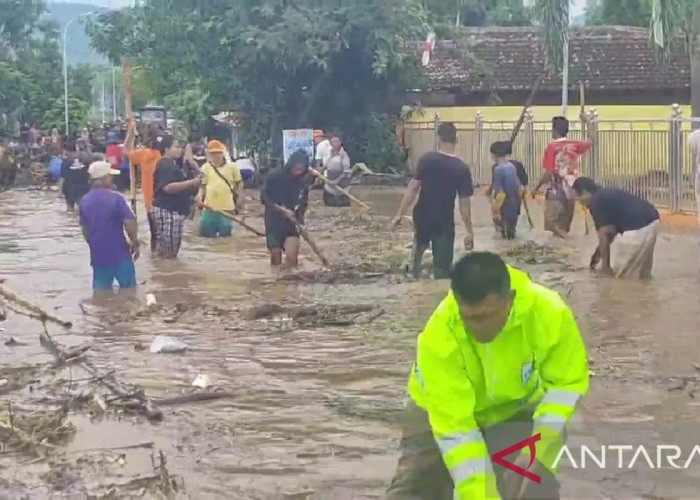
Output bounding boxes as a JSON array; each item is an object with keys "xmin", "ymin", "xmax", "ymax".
[{"xmin": 2, "ymin": 187, "xmax": 700, "ymax": 498}]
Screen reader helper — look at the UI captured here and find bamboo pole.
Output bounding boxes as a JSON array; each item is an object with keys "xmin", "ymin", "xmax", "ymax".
[
  {"xmin": 203, "ymin": 204, "xmax": 266, "ymax": 237},
  {"xmin": 509, "ymin": 74, "xmax": 545, "ymax": 143},
  {"xmin": 0, "ymin": 284, "xmax": 72, "ymax": 328},
  {"xmin": 273, "ymin": 204, "xmax": 330, "ymax": 267},
  {"xmin": 309, "ymin": 168, "xmax": 370, "ymax": 209},
  {"xmin": 123, "ymin": 60, "xmax": 137, "ymax": 217}
]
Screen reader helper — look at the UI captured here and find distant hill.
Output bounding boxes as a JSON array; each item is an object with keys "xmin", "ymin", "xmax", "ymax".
[{"xmin": 47, "ymin": 2, "xmax": 108, "ymax": 66}]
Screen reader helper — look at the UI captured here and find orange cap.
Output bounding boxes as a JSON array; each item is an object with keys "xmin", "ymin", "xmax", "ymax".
[{"xmin": 207, "ymin": 140, "xmax": 226, "ymax": 154}]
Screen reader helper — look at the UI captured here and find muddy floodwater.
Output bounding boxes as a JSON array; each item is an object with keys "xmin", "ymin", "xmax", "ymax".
[{"xmin": 2, "ymin": 186, "xmax": 700, "ymax": 499}]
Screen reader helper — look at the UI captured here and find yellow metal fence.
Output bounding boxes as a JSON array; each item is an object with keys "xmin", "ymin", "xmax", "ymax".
[{"xmin": 405, "ymin": 109, "xmax": 698, "ymax": 212}]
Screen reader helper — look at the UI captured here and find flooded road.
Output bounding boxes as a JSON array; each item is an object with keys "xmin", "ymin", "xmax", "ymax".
[{"xmin": 2, "ymin": 186, "xmax": 700, "ymax": 498}]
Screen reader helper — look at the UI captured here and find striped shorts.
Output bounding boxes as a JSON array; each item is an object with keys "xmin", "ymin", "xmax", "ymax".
[{"xmin": 153, "ymin": 207, "xmax": 187, "ymax": 258}]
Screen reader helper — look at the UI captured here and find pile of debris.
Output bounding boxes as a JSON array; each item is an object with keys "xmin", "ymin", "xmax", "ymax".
[
  {"xmin": 0, "ymin": 406, "xmax": 75, "ymax": 456},
  {"xmin": 504, "ymin": 241, "xmax": 572, "ymax": 267},
  {"xmin": 244, "ymin": 302, "xmax": 384, "ymax": 329}
]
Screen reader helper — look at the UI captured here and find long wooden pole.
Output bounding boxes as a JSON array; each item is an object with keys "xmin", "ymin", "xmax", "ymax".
[
  {"xmin": 203, "ymin": 204, "xmax": 265, "ymax": 237},
  {"xmin": 310, "ymin": 168, "xmax": 370, "ymax": 209},
  {"xmin": 273, "ymin": 204, "xmax": 330, "ymax": 267},
  {"xmin": 123, "ymin": 60, "xmax": 137, "ymax": 217},
  {"xmin": 509, "ymin": 74, "xmax": 545, "ymax": 143},
  {"xmin": 579, "ymin": 81, "xmax": 590, "ymax": 236},
  {"xmin": 0, "ymin": 284, "xmax": 72, "ymax": 329}
]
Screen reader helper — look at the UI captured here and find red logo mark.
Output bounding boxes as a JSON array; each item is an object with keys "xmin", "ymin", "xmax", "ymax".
[{"xmin": 491, "ymin": 433, "xmax": 542, "ymax": 484}]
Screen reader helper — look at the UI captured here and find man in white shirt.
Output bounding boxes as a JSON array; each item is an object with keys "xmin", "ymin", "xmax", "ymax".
[{"xmin": 314, "ymin": 130, "xmax": 332, "ymax": 168}]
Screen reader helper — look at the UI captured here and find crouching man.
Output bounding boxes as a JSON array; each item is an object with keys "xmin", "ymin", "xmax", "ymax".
[
  {"xmin": 572, "ymin": 177, "xmax": 659, "ymax": 279},
  {"xmin": 386, "ymin": 252, "xmax": 589, "ymax": 500}
]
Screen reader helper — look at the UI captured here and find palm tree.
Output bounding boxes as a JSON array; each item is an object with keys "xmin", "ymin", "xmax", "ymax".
[{"xmin": 533, "ymin": 0, "xmax": 700, "ymax": 118}]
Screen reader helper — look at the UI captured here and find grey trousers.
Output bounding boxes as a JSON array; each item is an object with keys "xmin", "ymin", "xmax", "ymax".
[{"xmin": 386, "ymin": 400, "xmax": 560, "ymax": 500}]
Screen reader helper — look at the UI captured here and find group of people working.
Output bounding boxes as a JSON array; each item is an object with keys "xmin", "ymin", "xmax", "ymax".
[
  {"xmin": 384, "ymin": 114, "xmax": 666, "ymax": 499},
  {"xmin": 392, "ymin": 115, "xmax": 660, "ymax": 280},
  {"xmin": 56, "ymin": 113, "xmax": 668, "ymax": 498},
  {"xmin": 71, "ymin": 126, "xmax": 356, "ymax": 290}
]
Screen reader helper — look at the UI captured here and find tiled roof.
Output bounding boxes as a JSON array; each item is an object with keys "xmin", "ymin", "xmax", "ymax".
[{"xmin": 412, "ymin": 26, "xmax": 689, "ymax": 92}]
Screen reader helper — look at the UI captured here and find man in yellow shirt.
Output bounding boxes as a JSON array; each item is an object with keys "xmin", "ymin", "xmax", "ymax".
[{"xmin": 197, "ymin": 140, "xmax": 245, "ymax": 238}]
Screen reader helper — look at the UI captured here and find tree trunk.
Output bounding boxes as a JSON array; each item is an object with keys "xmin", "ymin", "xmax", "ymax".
[{"xmin": 691, "ymin": 2, "xmax": 700, "ymax": 127}]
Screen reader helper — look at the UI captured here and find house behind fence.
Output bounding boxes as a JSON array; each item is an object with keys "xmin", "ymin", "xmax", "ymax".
[{"xmin": 404, "ymin": 105, "xmax": 698, "ymax": 213}]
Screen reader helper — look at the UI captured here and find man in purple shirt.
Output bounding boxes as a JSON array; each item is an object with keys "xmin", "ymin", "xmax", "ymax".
[{"xmin": 79, "ymin": 161, "xmax": 140, "ymax": 291}]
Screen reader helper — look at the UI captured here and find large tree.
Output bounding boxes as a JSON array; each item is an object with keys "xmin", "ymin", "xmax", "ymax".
[
  {"xmin": 87, "ymin": 0, "xmax": 428, "ymax": 170},
  {"xmin": 0, "ymin": 0, "xmax": 90, "ymax": 136}
]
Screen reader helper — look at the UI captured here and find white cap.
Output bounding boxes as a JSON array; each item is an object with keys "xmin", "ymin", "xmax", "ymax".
[{"xmin": 88, "ymin": 160, "xmax": 120, "ymax": 179}]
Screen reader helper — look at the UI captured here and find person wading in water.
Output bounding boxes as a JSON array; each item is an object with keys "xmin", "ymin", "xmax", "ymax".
[
  {"xmin": 196, "ymin": 140, "xmax": 245, "ymax": 238},
  {"xmin": 79, "ymin": 161, "xmax": 139, "ymax": 292},
  {"xmin": 532, "ymin": 115, "xmax": 594, "ymax": 238},
  {"xmin": 59, "ymin": 141, "xmax": 97, "ymax": 212},
  {"xmin": 261, "ymin": 149, "xmax": 310, "ymax": 269},
  {"xmin": 390, "ymin": 122, "xmax": 474, "ymax": 279},
  {"xmin": 321, "ymin": 132, "xmax": 352, "ymax": 207},
  {"xmin": 152, "ymin": 136, "xmax": 201, "ymax": 258},
  {"xmin": 124, "ymin": 122, "xmax": 162, "ymax": 253}
]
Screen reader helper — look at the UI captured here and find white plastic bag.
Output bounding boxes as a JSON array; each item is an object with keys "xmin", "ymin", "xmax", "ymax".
[{"xmin": 149, "ymin": 335, "xmax": 188, "ymax": 354}]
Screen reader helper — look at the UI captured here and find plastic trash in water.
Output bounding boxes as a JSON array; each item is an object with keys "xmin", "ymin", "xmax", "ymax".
[
  {"xmin": 146, "ymin": 293, "xmax": 157, "ymax": 308},
  {"xmin": 149, "ymin": 335, "xmax": 188, "ymax": 354},
  {"xmin": 191, "ymin": 374, "xmax": 211, "ymax": 389}
]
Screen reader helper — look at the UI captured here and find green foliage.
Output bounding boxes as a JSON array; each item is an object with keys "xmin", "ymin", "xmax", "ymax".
[
  {"xmin": 164, "ymin": 85, "xmax": 214, "ymax": 136},
  {"xmin": 42, "ymin": 96, "xmax": 90, "ymax": 133},
  {"xmin": 0, "ymin": 0, "xmax": 92, "ymax": 138},
  {"xmin": 422, "ymin": 0, "xmax": 532, "ymax": 28},
  {"xmin": 86, "ymin": 0, "xmax": 428, "ymax": 170},
  {"xmin": 586, "ymin": 0, "xmax": 652, "ymax": 27}
]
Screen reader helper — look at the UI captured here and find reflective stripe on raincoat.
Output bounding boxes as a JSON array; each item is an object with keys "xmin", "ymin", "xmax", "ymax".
[{"xmin": 407, "ymin": 266, "xmax": 589, "ymax": 500}]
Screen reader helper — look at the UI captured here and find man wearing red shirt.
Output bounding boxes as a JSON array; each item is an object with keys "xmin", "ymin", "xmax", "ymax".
[
  {"xmin": 533, "ymin": 115, "xmax": 595, "ymax": 238},
  {"xmin": 105, "ymin": 131, "xmax": 126, "ymax": 192}
]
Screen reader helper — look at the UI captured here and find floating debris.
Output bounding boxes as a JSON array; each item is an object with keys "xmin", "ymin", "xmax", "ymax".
[
  {"xmin": 504, "ymin": 241, "xmax": 570, "ymax": 266},
  {"xmin": 323, "ymin": 393, "xmax": 404, "ymax": 423},
  {"xmin": 0, "ymin": 406, "xmax": 75, "ymax": 455},
  {"xmin": 247, "ymin": 303, "xmax": 384, "ymax": 328}
]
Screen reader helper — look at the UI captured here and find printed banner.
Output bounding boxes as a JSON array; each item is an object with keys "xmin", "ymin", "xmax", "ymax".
[{"xmin": 282, "ymin": 129, "xmax": 314, "ymax": 164}]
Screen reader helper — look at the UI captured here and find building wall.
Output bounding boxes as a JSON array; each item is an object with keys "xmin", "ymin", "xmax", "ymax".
[{"xmin": 406, "ymin": 105, "xmax": 693, "ymax": 130}]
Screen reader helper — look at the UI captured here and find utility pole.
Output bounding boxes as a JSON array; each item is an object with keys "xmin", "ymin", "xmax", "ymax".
[
  {"xmin": 101, "ymin": 78, "xmax": 106, "ymax": 124},
  {"xmin": 112, "ymin": 67, "xmax": 117, "ymax": 121},
  {"xmin": 561, "ymin": 34, "xmax": 569, "ymax": 115}
]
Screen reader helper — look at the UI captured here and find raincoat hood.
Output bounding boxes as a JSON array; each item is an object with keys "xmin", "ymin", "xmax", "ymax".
[{"xmin": 283, "ymin": 149, "xmax": 310, "ymax": 176}]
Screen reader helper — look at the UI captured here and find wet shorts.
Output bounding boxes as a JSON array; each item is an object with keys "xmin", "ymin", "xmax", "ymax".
[
  {"xmin": 92, "ymin": 259, "xmax": 136, "ymax": 291},
  {"xmin": 266, "ymin": 230, "xmax": 298, "ymax": 250},
  {"xmin": 199, "ymin": 209, "xmax": 233, "ymax": 238}
]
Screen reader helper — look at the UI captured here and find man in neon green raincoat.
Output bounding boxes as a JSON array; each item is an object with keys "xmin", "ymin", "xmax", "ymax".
[{"xmin": 386, "ymin": 252, "xmax": 589, "ymax": 500}]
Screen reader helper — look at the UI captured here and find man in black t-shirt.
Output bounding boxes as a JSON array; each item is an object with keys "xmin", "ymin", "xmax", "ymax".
[
  {"xmin": 573, "ymin": 177, "xmax": 659, "ymax": 279},
  {"xmin": 391, "ymin": 122, "xmax": 474, "ymax": 279}
]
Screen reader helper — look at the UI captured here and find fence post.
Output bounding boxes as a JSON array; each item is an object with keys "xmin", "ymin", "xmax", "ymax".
[
  {"xmin": 669, "ymin": 103, "xmax": 683, "ymax": 212},
  {"xmin": 588, "ymin": 108, "xmax": 599, "ymax": 183},
  {"xmin": 433, "ymin": 112, "xmax": 440, "ymax": 151},
  {"xmin": 524, "ymin": 107, "xmax": 535, "ymax": 183},
  {"xmin": 475, "ymin": 111, "xmax": 483, "ymax": 183}
]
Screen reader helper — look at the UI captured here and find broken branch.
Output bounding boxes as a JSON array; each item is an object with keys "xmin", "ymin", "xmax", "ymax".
[{"xmin": 0, "ymin": 284, "xmax": 72, "ymax": 328}]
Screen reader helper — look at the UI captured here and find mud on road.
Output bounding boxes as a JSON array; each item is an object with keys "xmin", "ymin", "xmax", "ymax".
[{"xmin": 1, "ymin": 187, "xmax": 700, "ymax": 498}]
